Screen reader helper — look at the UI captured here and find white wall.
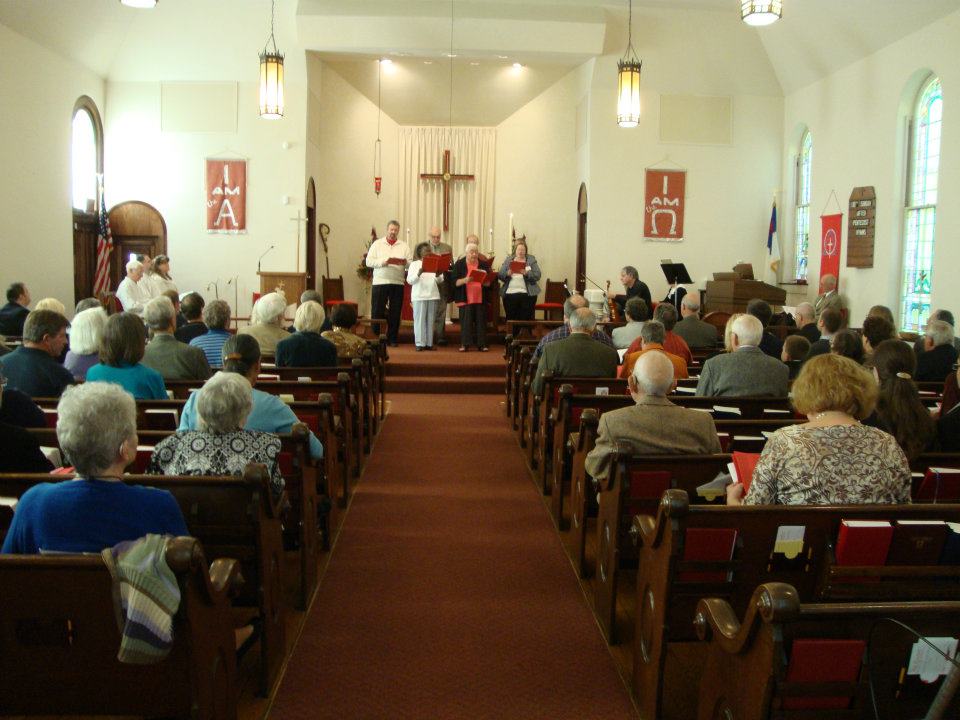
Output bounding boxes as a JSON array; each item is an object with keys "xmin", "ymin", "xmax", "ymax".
[
  {"xmin": 105, "ymin": 79, "xmax": 308, "ymax": 318},
  {"xmin": 0, "ymin": 22, "xmax": 104, "ymax": 313},
  {"xmin": 781, "ymin": 9, "xmax": 960, "ymax": 328}
]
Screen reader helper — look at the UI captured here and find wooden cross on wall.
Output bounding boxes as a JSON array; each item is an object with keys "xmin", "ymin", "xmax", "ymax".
[{"xmin": 419, "ymin": 149, "xmax": 475, "ymax": 231}]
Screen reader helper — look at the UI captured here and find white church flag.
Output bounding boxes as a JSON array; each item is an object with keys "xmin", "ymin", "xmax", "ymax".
[{"xmin": 206, "ymin": 159, "xmax": 247, "ymax": 233}]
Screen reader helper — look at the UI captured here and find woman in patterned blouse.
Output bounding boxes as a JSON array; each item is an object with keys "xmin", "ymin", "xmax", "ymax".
[
  {"xmin": 727, "ymin": 353, "xmax": 911, "ymax": 506},
  {"xmin": 147, "ymin": 371, "xmax": 284, "ymax": 496}
]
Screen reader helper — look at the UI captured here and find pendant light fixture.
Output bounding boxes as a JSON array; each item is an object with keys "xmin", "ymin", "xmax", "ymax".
[
  {"xmin": 616, "ymin": 0, "xmax": 642, "ymax": 128},
  {"xmin": 373, "ymin": 59, "xmax": 383, "ymax": 195},
  {"xmin": 741, "ymin": 0, "xmax": 782, "ymax": 27},
  {"xmin": 259, "ymin": 0, "xmax": 284, "ymax": 119}
]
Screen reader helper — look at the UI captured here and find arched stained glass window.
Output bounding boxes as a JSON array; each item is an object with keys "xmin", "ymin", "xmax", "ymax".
[
  {"xmin": 794, "ymin": 130, "xmax": 812, "ymax": 280},
  {"xmin": 72, "ymin": 108, "xmax": 98, "ymax": 211},
  {"xmin": 900, "ymin": 76, "xmax": 942, "ymax": 332}
]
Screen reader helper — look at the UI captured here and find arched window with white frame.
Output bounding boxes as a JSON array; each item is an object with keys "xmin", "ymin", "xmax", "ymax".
[
  {"xmin": 71, "ymin": 97, "xmax": 103, "ymax": 213},
  {"xmin": 794, "ymin": 130, "xmax": 812, "ymax": 281},
  {"xmin": 900, "ymin": 75, "xmax": 942, "ymax": 332}
]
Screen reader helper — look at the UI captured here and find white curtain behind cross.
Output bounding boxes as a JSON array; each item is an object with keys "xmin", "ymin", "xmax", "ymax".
[{"xmin": 398, "ymin": 126, "xmax": 496, "ymax": 257}]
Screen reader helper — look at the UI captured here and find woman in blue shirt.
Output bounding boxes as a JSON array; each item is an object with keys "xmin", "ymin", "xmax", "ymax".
[
  {"xmin": 86, "ymin": 312, "xmax": 167, "ymax": 399},
  {"xmin": 178, "ymin": 334, "xmax": 324, "ymax": 460}
]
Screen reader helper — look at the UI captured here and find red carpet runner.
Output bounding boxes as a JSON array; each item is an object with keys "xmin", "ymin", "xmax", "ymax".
[{"xmin": 269, "ymin": 392, "xmax": 637, "ymax": 719}]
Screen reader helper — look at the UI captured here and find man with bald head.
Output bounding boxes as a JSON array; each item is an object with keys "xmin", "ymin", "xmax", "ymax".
[
  {"xmin": 794, "ymin": 301, "xmax": 820, "ymax": 343},
  {"xmin": 585, "ymin": 352, "xmax": 722, "ymax": 481},
  {"xmin": 814, "ymin": 274, "xmax": 842, "ymax": 320},
  {"xmin": 426, "ymin": 226, "xmax": 453, "ymax": 344},
  {"xmin": 532, "ymin": 307, "xmax": 619, "ymax": 397},
  {"xmin": 532, "ymin": 294, "xmax": 614, "ymax": 360}
]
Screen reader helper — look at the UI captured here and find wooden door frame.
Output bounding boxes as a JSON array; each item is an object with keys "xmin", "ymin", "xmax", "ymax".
[
  {"xmin": 306, "ymin": 178, "xmax": 317, "ymax": 290},
  {"xmin": 575, "ymin": 183, "xmax": 588, "ymax": 294}
]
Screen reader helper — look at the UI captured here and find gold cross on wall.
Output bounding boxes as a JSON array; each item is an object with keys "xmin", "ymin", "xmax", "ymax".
[{"xmin": 419, "ymin": 149, "xmax": 475, "ymax": 231}]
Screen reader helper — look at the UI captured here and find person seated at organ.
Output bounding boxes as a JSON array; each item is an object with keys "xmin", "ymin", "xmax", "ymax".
[
  {"xmin": 673, "ymin": 295, "xmax": 718, "ymax": 349},
  {"xmin": 0, "ymin": 309, "xmax": 73, "ymax": 397},
  {"xmin": 532, "ymin": 295, "xmax": 614, "ymax": 360},
  {"xmin": 148, "ymin": 371, "xmax": 284, "ymax": 498},
  {"xmin": 1, "ymin": 382, "xmax": 188, "ymax": 554},
  {"xmin": 793, "ymin": 302, "xmax": 820, "ymax": 343},
  {"xmin": 497, "ymin": 240, "xmax": 541, "ymax": 323},
  {"xmin": 695, "ymin": 314, "xmax": 789, "ymax": 398},
  {"xmin": 239, "ymin": 292, "xmax": 289, "ymax": 355},
  {"xmin": 611, "ymin": 297, "xmax": 647, "ymax": 350},
  {"xmin": 804, "ymin": 307, "xmax": 842, "ymax": 359},
  {"xmin": 276, "ymin": 301, "xmax": 337, "ymax": 367},
  {"xmin": 178, "ymin": 334, "xmax": 323, "ymax": 460},
  {"xmin": 585, "ymin": 351, "xmax": 721, "ymax": 482},
  {"xmin": 862, "ymin": 339, "xmax": 938, "ymax": 460},
  {"xmin": 780, "ymin": 334, "xmax": 810, "ymax": 380},
  {"xmin": 624, "ymin": 303, "xmax": 692, "ymax": 364},
  {"xmin": 189, "ymin": 299, "xmax": 232, "ymax": 369},
  {"xmin": 87, "ymin": 312, "xmax": 167, "ymax": 400},
  {"xmin": 532, "ymin": 308, "xmax": 619, "ymax": 397},
  {"xmin": 64, "ymin": 306, "xmax": 108, "ymax": 381},
  {"xmin": 174, "ymin": 292, "xmax": 207, "ymax": 343},
  {"xmin": 860, "ymin": 314, "xmax": 898, "ymax": 359},
  {"xmin": 116, "ymin": 259, "xmax": 150, "ymax": 315},
  {"xmin": 606, "ymin": 265, "xmax": 651, "ymax": 319},
  {"xmin": 916, "ymin": 319, "xmax": 959, "ymax": 383},
  {"xmin": 727, "ymin": 353, "xmax": 911, "ymax": 506},
  {"xmin": 142, "ymin": 296, "xmax": 212, "ymax": 382},
  {"xmin": 322, "ymin": 304, "xmax": 367, "ymax": 360},
  {"xmin": 620, "ymin": 320, "xmax": 688, "ymax": 380},
  {"xmin": 829, "ymin": 329, "xmax": 864, "ymax": 364},
  {"xmin": 0, "ymin": 282, "xmax": 30, "ymax": 336}
]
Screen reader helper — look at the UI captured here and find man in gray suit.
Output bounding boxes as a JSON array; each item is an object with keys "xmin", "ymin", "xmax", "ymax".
[
  {"xmin": 532, "ymin": 308, "xmax": 619, "ymax": 397},
  {"xmin": 673, "ymin": 296, "xmax": 718, "ymax": 348},
  {"xmin": 695, "ymin": 314, "xmax": 789, "ymax": 397},
  {"xmin": 142, "ymin": 296, "xmax": 212, "ymax": 381},
  {"xmin": 585, "ymin": 352, "xmax": 722, "ymax": 481},
  {"xmin": 611, "ymin": 296, "xmax": 647, "ymax": 349},
  {"xmin": 427, "ymin": 226, "xmax": 453, "ymax": 345},
  {"xmin": 814, "ymin": 273, "xmax": 842, "ymax": 320}
]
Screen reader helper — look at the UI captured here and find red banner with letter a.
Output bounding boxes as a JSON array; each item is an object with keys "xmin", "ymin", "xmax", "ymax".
[
  {"xmin": 206, "ymin": 159, "xmax": 247, "ymax": 233},
  {"xmin": 819, "ymin": 213, "xmax": 842, "ymax": 285},
  {"xmin": 644, "ymin": 169, "xmax": 686, "ymax": 241}
]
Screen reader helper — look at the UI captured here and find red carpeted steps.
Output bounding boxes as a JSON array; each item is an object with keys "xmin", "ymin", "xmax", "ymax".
[{"xmin": 385, "ymin": 345, "xmax": 505, "ymax": 394}]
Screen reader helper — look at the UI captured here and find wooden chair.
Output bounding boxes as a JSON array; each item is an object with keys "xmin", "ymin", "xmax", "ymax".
[
  {"xmin": 534, "ymin": 278, "xmax": 568, "ymax": 321},
  {"xmin": 0, "ymin": 536, "xmax": 242, "ymax": 720},
  {"xmin": 322, "ymin": 275, "xmax": 359, "ymax": 317}
]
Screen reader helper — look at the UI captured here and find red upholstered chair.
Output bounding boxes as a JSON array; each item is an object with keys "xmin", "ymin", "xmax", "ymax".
[
  {"xmin": 251, "ymin": 292, "xmax": 262, "ymax": 307},
  {"xmin": 322, "ymin": 275, "xmax": 359, "ymax": 317},
  {"xmin": 535, "ymin": 279, "xmax": 567, "ymax": 321}
]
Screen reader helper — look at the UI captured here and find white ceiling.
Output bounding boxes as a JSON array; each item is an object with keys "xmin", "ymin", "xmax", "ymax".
[{"xmin": 0, "ymin": 0, "xmax": 958, "ymax": 119}]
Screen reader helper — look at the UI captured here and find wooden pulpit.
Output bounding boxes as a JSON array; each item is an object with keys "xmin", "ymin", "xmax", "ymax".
[{"xmin": 258, "ymin": 272, "xmax": 308, "ymax": 304}]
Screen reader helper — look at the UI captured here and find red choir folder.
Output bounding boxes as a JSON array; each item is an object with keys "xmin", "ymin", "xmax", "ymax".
[
  {"xmin": 386, "ymin": 257, "xmax": 407, "ymax": 266},
  {"xmin": 731, "ymin": 451, "xmax": 761, "ymax": 493},
  {"xmin": 782, "ymin": 638, "xmax": 865, "ymax": 710},
  {"xmin": 677, "ymin": 528, "xmax": 737, "ymax": 583},
  {"xmin": 509, "ymin": 260, "xmax": 527, "ymax": 274},
  {"xmin": 421, "ymin": 253, "xmax": 452, "ymax": 274},
  {"xmin": 834, "ymin": 520, "xmax": 894, "ymax": 568},
  {"xmin": 467, "ymin": 269, "xmax": 488, "ymax": 283}
]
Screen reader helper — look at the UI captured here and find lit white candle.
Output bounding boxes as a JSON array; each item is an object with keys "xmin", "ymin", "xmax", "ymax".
[{"xmin": 508, "ymin": 213, "xmax": 514, "ymax": 239}]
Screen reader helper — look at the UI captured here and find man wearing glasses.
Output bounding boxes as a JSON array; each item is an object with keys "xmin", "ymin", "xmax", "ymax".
[{"xmin": 427, "ymin": 226, "xmax": 453, "ymax": 346}]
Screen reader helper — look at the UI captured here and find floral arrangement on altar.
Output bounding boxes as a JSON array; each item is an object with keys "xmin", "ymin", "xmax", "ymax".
[{"xmin": 356, "ymin": 226, "xmax": 377, "ymax": 281}]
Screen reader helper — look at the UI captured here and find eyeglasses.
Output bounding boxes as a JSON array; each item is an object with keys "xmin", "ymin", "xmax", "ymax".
[{"xmin": 429, "ymin": 235, "xmax": 441, "ymax": 240}]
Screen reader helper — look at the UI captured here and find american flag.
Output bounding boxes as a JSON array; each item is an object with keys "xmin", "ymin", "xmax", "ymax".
[{"xmin": 93, "ymin": 194, "xmax": 113, "ymax": 296}]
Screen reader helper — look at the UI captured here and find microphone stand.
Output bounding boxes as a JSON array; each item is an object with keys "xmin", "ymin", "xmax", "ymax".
[
  {"xmin": 257, "ymin": 245, "xmax": 275, "ymax": 274},
  {"xmin": 206, "ymin": 281, "xmax": 219, "ymax": 300}
]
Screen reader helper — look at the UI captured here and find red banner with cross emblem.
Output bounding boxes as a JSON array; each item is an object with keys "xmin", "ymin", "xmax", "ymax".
[
  {"xmin": 819, "ymin": 213, "xmax": 842, "ymax": 285},
  {"xmin": 643, "ymin": 170, "xmax": 686, "ymax": 241}
]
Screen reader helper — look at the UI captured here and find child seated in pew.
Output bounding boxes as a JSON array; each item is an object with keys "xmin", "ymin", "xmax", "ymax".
[
  {"xmin": 780, "ymin": 334, "xmax": 810, "ymax": 380},
  {"xmin": 727, "ymin": 354, "xmax": 911, "ymax": 506},
  {"xmin": 2, "ymin": 383, "xmax": 188, "ymax": 554},
  {"xmin": 178, "ymin": 334, "xmax": 324, "ymax": 460}
]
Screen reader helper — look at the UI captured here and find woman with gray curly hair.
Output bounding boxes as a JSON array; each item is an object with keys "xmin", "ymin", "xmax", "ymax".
[
  {"xmin": 1, "ymin": 383, "xmax": 188, "ymax": 554},
  {"xmin": 238, "ymin": 292, "xmax": 289, "ymax": 355},
  {"xmin": 188, "ymin": 299, "xmax": 232, "ymax": 368},
  {"xmin": 64, "ymin": 306, "xmax": 108, "ymax": 380},
  {"xmin": 147, "ymin": 371, "xmax": 284, "ymax": 496}
]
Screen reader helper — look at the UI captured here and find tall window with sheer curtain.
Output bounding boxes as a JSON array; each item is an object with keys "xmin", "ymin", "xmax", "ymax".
[
  {"xmin": 794, "ymin": 130, "xmax": 812, "ymax": 281},
  {"xmin": 71, "ymin": 106, "xmax": 99, "ymax": 212},
  {"xmin": 900, "ymin": 76, "xmax": 943, "ymax": 332}
]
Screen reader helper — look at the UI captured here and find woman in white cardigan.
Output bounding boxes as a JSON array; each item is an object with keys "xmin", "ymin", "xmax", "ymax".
[{"xmin": 407, "ymin": 242, "xmax": 444, "ymax": 351}]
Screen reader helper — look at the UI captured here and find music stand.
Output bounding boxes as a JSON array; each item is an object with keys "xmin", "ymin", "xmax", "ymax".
[{"xmin": 660, "ymin": 261, "xmax": 693, "ymax": 285}]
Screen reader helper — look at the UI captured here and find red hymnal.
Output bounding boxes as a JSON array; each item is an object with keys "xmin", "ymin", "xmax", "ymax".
[
  {"xmin": 731, "ymin": 451, "xmax": 761, "ymax": 493},
  {"xmin": 509, "ymin": 260, "xmax": 526, "ymax": 274},
  {"xmin": 915, "ymin": 467, "xmax": 960, "ymax": 502},
  {"xmin": 421, "ymin": 253, "xmax": 452, "ymax": 274},
  {"xmin": 782, "ymin": 638, "xmax": 865, "ymax": 710},
  {"xmin": 886, "ymin": 520, "xmax": 948, "ymax": 566},
  {"xmin": 467, "ymin": 269, "xmax": 488, "ymax": 283},
  {"xmin": 835, "ymin": 520, "xmax": 893, "ymax": 567},
  {"xmin": 677, "ymin": 528, "xmax": 737, "ymax": 583},
  {"xmin": 386, "ymin": 256, "xmax": 406, "ymax": 266}
]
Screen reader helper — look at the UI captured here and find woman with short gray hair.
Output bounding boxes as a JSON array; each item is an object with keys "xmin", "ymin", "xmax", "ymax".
[
  {"xmin": 64, "ymin": 306, "xmax": 108, "ymax": 380},
  {"xmin": 147, "ymin": 371, "xmax": 284, "ymax": 496},
  {"xmin": 1, "ymin": 383, "xmax": 188, "ymax": 554},
  {"xmin": 239, "ymin": 292, "xmax": 289, "ymax": 355},
  {"xmin": 275, "ymin": 301, "xmax": 337, "ymax": 367},
  {"xmin": 189, "ymin": 299, "xmax": 233, "ymax": 368}
]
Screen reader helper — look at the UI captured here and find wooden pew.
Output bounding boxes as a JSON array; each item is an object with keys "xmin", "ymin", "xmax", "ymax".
[
  {"xmin": 503, "ymin": 335, "xmax": 538, "ymax": 422},
  {"xmin": 695, "ymin": 583, "xmax": 960, "ymax": 719},
  {"xmin": 0, "ymin": 466, "xmax": 286, "ymax": 698},
  {"xmin": 631, "ymin": 490, "xmax": 960, "ymax": 720},
  {"xmin": 0, "ymin": 536, "xmax": 242, "ymax": 720}
]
